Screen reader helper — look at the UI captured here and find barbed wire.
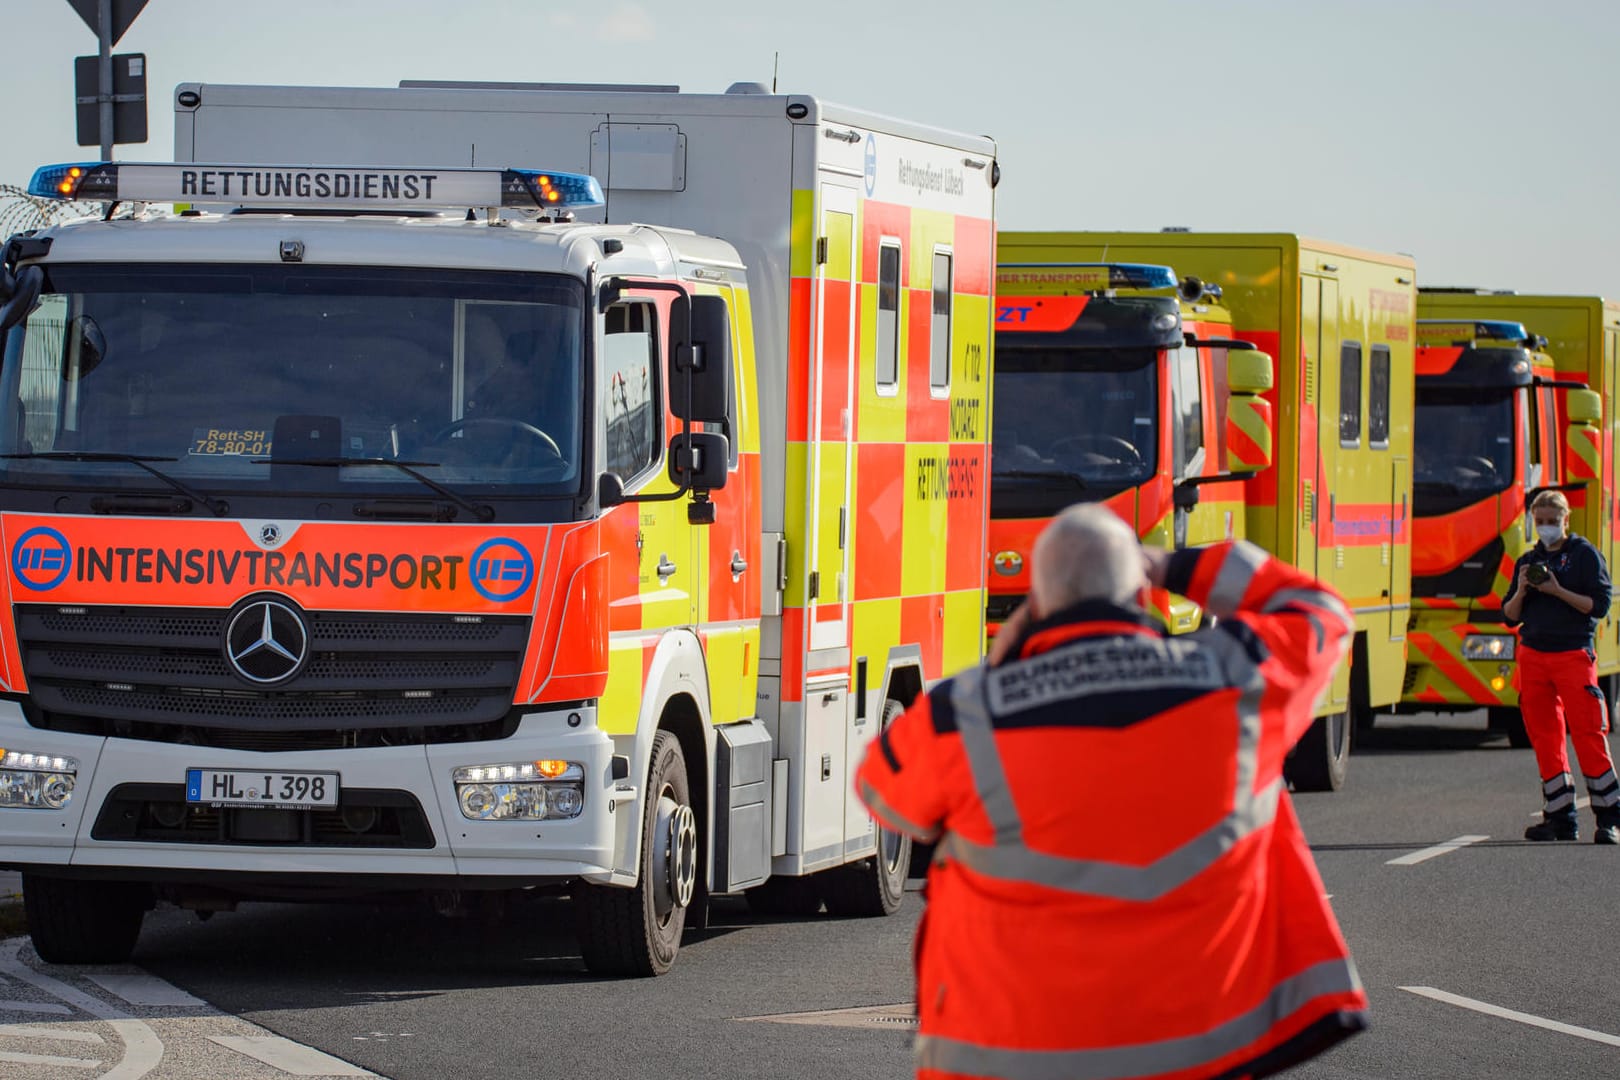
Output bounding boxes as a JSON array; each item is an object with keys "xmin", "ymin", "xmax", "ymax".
[{"xmin": 0, "ymin": 185, "xmax": 100, "ymax": 240}]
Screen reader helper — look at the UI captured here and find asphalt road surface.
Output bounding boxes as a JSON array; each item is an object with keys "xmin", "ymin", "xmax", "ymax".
[{"xmin": 3, "ymin": 711, "xmax": 1617, "ymax": 1079}]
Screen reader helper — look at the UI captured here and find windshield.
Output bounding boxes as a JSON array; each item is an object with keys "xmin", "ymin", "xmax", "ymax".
[
  {"xmin": 991, "ymin": 346, "xmax": 1157, "ymax": 516},
  {"xmin": 1413, "ymin": 387, "xmax": 1515, "ymax": 516},
  {"xmin": 0, "ymin": 263, "xmax": 585, "ymax": 516}
]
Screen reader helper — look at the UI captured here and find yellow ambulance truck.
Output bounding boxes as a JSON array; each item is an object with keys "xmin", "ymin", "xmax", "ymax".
[
  {"xmin": 1398, "ymin": 291, "xmax": 1615, "ymax": 736},
  {"xmin": 989, "ymin": 262, "xmax": 1275, "ymax": 637},
  {"xmin": 996, "ymin": 232, "xmax": 1416, "ymax": 791}
]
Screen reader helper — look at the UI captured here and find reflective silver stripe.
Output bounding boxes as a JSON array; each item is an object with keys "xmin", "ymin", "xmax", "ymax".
[
  {"xmin": 856, "ymin": 775, "xmax": 941, "ymax": 844},
  {"xmin": 938, "ymin": 624, "xmax": 1274, "ymax": 901},
  {"xmin": 951, "ymin": 667, "xmax": 1024, "ymax": 845},
  {"xmin": 1546, "ymin": 791, "xmax": 1577, "ymax": 812},
  {"xmin": 938, "ymin": 778, "xmax": 1282, "ymax": 902},
  {"xmin": 1586, "ymin": 771, "xmax": 1620, "ymax": 808},
  {"xmin": 1207, "ymin": 541, "xmax": 1268, "ymax": 618},
  {"xmin": 915, "ymin": 958, "xmax": 1363, "ymax": 1080},
  {"xmin": 1544, "ymin": 772, "xmax": 1575, "ymax": 795}
]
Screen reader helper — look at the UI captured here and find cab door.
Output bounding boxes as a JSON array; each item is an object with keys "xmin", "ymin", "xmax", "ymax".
[
  {"xmin": 694, "ymin": 282, "xmax": 761, "ymax": 725},
  {"xmin": 609, "ymin": 289, "xmax": 698, "ymax": 632},
  {"xmin": 808, "ymin": 185, "xmax": 857, "ymax": 651}
]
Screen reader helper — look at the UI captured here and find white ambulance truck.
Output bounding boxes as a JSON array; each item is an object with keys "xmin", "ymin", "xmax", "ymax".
[{"xmin": 0, "ymin": 82, "xmax": 996, "ymax": 975}]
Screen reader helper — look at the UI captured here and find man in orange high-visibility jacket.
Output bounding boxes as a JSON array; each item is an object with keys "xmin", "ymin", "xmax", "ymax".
[{"xmin": 856, "ymin": 504, "xmax": 1367, "ymax": 1080}]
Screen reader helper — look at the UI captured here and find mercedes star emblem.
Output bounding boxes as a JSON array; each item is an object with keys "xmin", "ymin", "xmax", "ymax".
[
  {"xmin": 260, "ymin": 523, "xmax": 282, "ymax": 546},
  {"xmin": 224, "ymin": 598, "xmax": 310, "ymax": 684}
]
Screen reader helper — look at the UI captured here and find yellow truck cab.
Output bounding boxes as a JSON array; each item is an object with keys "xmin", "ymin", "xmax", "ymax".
[
  {"xmin": 997, "ymin": 232, "xmax": 1416, "ymax": 791},
  {"xmin": 1398, "ymin": 290, "xmax": 1614, "ymax": 739},
  {"xmin": 989, "ymin": 261, "xmax": 1274, "ymax": 637},
  {"xmin": 0, "ymin": 81, "xmax": 997, "ymax": 975}
]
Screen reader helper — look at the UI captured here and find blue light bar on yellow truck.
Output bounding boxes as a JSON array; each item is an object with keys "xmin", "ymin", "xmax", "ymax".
[{"xmin": 27, "ymin": 162, "xmax": 605, "ymax": 211}]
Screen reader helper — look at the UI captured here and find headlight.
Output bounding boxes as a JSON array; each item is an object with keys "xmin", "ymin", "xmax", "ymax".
[
  {"xmin": 452, "ymin": 760, "xmax": 584, "ymax": 821},
  {"xmin": 0, "ymin": 749, "xmax": 78, "ymax": 810},
  {"xmin": 1461, "ymin": 635, "xmax": 1516, "ymax": 661}
]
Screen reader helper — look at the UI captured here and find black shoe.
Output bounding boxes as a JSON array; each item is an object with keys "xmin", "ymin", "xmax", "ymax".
[
  {"xmin": 1525, "ymin": 818, "xmax": 1580, "ymax": 842},
  {"xmin": 1595, "ymin": 825, "xmax": 1620, "ymax": 845}
]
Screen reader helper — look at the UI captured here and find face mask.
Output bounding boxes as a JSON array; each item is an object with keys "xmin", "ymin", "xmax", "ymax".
[{"xmin": 1537, "ymin": 524, "xmax": 1563, "ymax": 545}]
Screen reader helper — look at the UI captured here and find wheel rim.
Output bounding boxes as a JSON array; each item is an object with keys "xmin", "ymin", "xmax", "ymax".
[
  {"xmin": 1330, "ymin": 712, "xmax": 1349, "ymax": 762},
  {"xmin": 653, "ymin": 792, "xmax": 697, "ymax": 921},
  {"xmin": 880, "ymin": 826, "xmax": 905, "ymax": 875}
]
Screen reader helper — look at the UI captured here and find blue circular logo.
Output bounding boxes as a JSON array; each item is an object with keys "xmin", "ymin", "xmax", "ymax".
[
  {"xmin": 864, "ymin": 134, "xmax": 878, "ymax": 198},
  {"xmin": 12, "ymin": 527, "xmax": 72, "ymax": 592},
  {"xmin": 469, "ymin": 537, "xmax": 534, "ymax": 603}
]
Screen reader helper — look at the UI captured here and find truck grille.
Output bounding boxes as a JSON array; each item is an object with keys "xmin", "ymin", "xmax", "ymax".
[
  {"xmin": 92, "ymin": 783, "xmax": 435, "ymax": 849},
  {"xmin": 16, "ymin": 603, "xmax": 530, "ymax": 748}
]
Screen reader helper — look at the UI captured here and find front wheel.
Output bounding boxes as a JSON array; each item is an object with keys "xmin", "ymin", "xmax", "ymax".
[
  {"xmin": 1285, "ymin": 711, "xmax": 1351, "ymax": 792},
  {"xmin": 23, "ymin": 875, "xmax": 148, "ymax": 964},
  {"xmin": 575, "ymin": 731, "xmax": 697, "ymax": 976}
]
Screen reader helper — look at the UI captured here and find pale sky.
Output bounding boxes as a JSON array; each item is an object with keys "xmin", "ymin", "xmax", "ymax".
[{"xmin": 6, "ymin": 0, "xmax": 1618, "ymax": 299}]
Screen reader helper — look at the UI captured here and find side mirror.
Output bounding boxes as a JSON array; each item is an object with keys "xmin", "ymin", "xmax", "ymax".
[
  {"xmin": 669, "ymin": 431, "xmax": 729, "ymax": 491},
  {"xmin": 1225, "ymin": 349, "xmax": 1274, "ymax": 474},
  {"xmin": 598, "ymin": 472, "xmax": 626, "ymax": 508},
  {"xmin": 1227, "ymin": 348, "xmax": 1274, "ymax": 394},
  {"xmin": 67, "ymin": 315, "xmax": 106, "ymax": 378},
  {"xmin": 670, "ymin": 294, "xmax": 732, "ymax": 424},
  {"xmin": 1565, "ymin": 387, "xmax": 1603, "ymax": 480},
  {"xmin": 1566, "ymin": 387, "xmax": 1602, "ymax": 425},
  {"xmin": 0, "ymin": 265, "xmax": 43, "ymax": 331},
  {"xmin": 1173, "ymin": 483, "xmax": 1200, "ymax": 511}
]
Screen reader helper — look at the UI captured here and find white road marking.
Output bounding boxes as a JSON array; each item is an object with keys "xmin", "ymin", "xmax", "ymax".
[
  {"xmin": 207, "ymin": 1035, "xmax": 376, "ymax": 1076},
  {"xmin": 0, "ymin": 941, "xmax": 163, "ymax": 1080},
  {"xmin": 0, "ymin": 1021, "xmax": 106, "ymax": 1043},
  {"xmin": 0, "ymin": 999, "xmax": 72, "ymax": 1015},
  {"xmin": 0, "ymin": 1048, "xmax": 103, "ymax": 1069},
  {"xmin": 1386, "ymin": 835, "xmax": 1489, "ymax": 866},
  {"xmin": 1401, "ymin": 986, "xmax": 1620, "ymax": 1047},
  {"xmin": 86, "ymin": 970, "xmax": 208, "ymax": 1007},
  {"xmin": 1529, "ymin": 796, "xmax": 1590, "ymax": 818}
]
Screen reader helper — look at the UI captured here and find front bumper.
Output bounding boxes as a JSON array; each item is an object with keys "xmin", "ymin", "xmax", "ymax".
[
  {"xmin": 1402, "ymin": 620, "xmax": 1517, "ymax": 710},
  {"xmin": 0, "ymin": 700, "xmax": 619, "ymax": 885}
]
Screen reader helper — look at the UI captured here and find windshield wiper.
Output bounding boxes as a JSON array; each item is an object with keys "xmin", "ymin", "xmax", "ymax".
[
  {"xmin": 994, "ymin": 468, "xmax": 1088, "ymax": 490},
  {"xmin": 0, "ymin": 451, "xmax": 230, "ymax": 515},
  {"xmin": 254, "ymin": 457, "xmax": 496, "ymax": 523}
]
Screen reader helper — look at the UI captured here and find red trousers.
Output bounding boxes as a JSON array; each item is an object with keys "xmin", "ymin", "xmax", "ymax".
[{"xmin": 1517, "ymin": 645, "xmax": 1617, "ymax": 812}]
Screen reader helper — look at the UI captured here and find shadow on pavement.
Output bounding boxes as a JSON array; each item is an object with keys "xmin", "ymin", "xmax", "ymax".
[
  {"xmin": 135, "ymin": 890, "xmax": 753, "ymax": 997},
  {"xmin": 1353, "ymin": 721, "xmax": 1511, "ymax": 754}
]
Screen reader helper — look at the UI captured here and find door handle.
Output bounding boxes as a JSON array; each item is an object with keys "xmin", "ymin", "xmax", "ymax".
[
  {"xmin": 730, "ymin": 551, "xmax": 748, "ymax": 576},
  {"xmin": 657, "ymin": 554, "xmax": 677, "ymax": 584}
]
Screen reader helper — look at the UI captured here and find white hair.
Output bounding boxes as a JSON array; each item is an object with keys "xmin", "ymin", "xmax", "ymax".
[{"xmin": 1031, "ymin": 503, "xmax": 1146, "ymax": 612}]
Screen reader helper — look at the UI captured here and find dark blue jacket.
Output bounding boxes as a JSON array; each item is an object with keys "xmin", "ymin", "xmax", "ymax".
[{"xmin": 1503, "ymin": 533, "xmax": 1612, "ymax": 653}]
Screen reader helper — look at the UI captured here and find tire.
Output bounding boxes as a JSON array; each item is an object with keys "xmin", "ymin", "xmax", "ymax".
[
  {"xmin": 574, "ymin": 730, "xmax": 697, "ymax": 977},
  {"xmin": 1487, "ymin": 706, "xmax": 1532, "ymax": 749},
  {"xmin": 1285, "ymin": 711, "xmax": 1351, "ymax": 792},
  {"xmin": 23, "ymin": 874, "xmax": 148, "ymax": 964},
  {"xmin": 1352, "ymin": 704, "xmax": 1377, "ymax": 740},
  {"xmin": 822, "ymin": 698, "xmax": 911, "ymax": 917}
]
